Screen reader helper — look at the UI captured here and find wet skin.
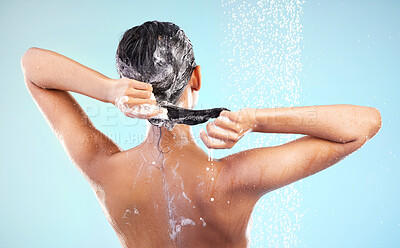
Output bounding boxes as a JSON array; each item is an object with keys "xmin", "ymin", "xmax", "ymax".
[
  {"xmin": 21, "ymin": 47, "xmax": 382, "ymax": 247},
  {"xmin": 101, "ymin": 128, "xmax": 256, "ymax": 247}
]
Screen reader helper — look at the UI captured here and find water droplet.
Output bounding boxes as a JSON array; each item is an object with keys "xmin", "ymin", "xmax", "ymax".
[{"xmin": 207, "ymin": 148, "xmax": 214, "ymax": 161}]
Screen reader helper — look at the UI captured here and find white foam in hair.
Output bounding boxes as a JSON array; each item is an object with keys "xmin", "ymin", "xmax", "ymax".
[
  {"xmin": 116, "ymin": 21, "xmax": 228, "ymax": 130},
  {"xmin": 116, "ymin": 26, "xmax": 196, "ymax": 106}
]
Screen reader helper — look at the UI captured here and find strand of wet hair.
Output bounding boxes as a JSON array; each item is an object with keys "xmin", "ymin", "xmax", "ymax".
[{"xmin": 149, "ymin": 105, "xmax": 230, "ymax": 127}]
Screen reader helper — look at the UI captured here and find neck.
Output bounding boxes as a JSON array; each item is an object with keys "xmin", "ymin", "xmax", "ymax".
[{"xmin": 144, "ymin": 122, "xmax": 197, "ymax": 150}]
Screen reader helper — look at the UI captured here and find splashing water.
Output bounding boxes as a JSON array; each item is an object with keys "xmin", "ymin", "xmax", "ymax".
[
  {"xmin": 207, "ymin": 148, "xmax": 214, "ymax": 161},
  {"xmin": 199, "ymin": 217, "xmax": 207, "ymax": 227},
  {"xmin": 220, "ymin": 0, "xmax": 305, "ymax": 247}
]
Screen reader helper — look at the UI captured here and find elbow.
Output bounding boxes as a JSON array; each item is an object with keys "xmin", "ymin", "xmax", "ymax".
[
  {"xmin": 363, "ymin": 107, "xmax": 382, "ymax": 141},
  {"xmin": 349, "ymin": 107, "xmax": 381, "ymax": 146},
  {"xmin": 369, "ymin": 107, "xmax": 382, "ymax": 136},
  {"xmin": 20, "ymin": 47, "xmax": 41, "ymax": 73},
  {"xmin": 21, "ymin": 47, "xmax": 43, "ymax": 88}
]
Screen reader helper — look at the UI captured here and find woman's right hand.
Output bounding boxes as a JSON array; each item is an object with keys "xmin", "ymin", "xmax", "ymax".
[
  {"xmin": 200, "ymin": 108, "xmax": 258, "ymax": 149},
  {"xmin": 110, "ymin": 77, "xmax": 165, "ymax": 119}
]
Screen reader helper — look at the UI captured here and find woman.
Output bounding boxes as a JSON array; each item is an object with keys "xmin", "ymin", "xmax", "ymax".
[{"xmin": 21, "ymin": 21, "xmax": 381, "ymax": 247}]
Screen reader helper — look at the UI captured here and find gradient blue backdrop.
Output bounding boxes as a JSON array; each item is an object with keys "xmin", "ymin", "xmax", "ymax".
[{"xmin": 0, "ymin": 0, "xmax": 398, "ymax": 247}]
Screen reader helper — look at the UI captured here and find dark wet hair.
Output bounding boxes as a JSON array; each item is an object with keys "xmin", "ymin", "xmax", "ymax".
[{"xmin": 116, "ymin": 21, "xmax": 228, "ymax": 130}]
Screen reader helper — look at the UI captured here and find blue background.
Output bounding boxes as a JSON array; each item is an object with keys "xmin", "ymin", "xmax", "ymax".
[{"xmin": 0, "ymin": 0, "xmax": 398, "ymax": 247}]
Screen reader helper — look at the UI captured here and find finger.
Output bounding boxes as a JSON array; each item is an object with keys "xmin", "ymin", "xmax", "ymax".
[
  {"xmin": 129, "ymin": 80, "xmax": 153, "ymax": 91},
  {"xmin": 125, "ymin": 107, "xmax": 164, "ymax": 119},
  {"xmin": 206, "ymin": 122, "xmax": 239, "ymax": 142},
  {"xmin": 140, "ymin": 108, "xmax": 165, "ymax": 118},
  {"xmin": 200, "ymin": 129, "xmax": 225, "ymax": 148},
  {"xmin": 126, "ymin": 88, "xmax": 151, "ymax": 99},
  {"xmin": 200, "ymin": 129, "xmax": 234, "ymax": 149},
  {"xmin": 199, "ymin": 129, "xmax": 211, "ymax": 147},
  {"xmin": 126, "ymin": 98, "xmax": 157, "ymax": 107},
  {"xmin": 220, "ymin": 110, "xmax": 240, "ymax": 122},
  {"xmin": 127, "ymin": 110, "xmax": 162, "ymax": 119},
  {"xmin": 214, "ymin": 116, "xmax": 241, "ymax": 133}
]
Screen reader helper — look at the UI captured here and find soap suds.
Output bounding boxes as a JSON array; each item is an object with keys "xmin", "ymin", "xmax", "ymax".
[{"xmin": 199, "ymin": 217, "xmax": 207, "ymax": 227}]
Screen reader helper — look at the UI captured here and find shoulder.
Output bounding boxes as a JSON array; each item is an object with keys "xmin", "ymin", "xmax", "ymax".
[{"xmin": 90, "ymin": 148, "xmax": 138, "ymax": 188}]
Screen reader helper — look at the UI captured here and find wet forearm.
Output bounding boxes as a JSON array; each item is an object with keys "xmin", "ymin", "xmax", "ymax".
[
  {"xmin": 253, "ymin": 105, "xmax": 381, "ymax": 143},
  {"xmin": 21, "ymin": 47, "xmax": 114, "ymax": 103}
]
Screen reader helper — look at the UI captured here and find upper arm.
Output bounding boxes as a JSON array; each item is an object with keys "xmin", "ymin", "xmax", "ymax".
[
  {"xmin": 221, "ymin": 135, "xmax": 368, "ymax": 196},
  {"xmin": 24, "ymin": 76, "xmax": 121, "ymax": 183}
]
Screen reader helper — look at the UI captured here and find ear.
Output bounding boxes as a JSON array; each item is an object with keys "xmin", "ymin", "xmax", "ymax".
[{"xmin": 190, "ymin": 65, "xmax": 201, "ymax": 91}]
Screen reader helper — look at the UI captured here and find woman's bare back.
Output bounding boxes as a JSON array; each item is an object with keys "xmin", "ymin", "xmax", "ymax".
[{"xmin": 96, "ymin": 141, "xmax": 256, "ymax": 248}]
